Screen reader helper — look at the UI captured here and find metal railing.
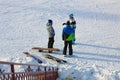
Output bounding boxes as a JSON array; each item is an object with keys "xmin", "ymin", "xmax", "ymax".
[{"xmin": 0, "ymin": 61, "xmax": 58, "ymax": 80}]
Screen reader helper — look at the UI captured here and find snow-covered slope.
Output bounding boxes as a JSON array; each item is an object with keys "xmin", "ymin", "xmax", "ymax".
[{"xmin": 0, "ymin": 0, "xmax": 120, "ymax": 80}]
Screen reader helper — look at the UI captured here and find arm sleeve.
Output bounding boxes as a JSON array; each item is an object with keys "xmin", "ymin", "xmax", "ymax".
[{"xmin": 62, "ymin": 29, "xmax": 64, "ymax": 40}]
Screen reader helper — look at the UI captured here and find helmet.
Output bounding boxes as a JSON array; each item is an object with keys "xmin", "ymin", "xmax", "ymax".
[{"xmin": 48, "ymin": 19, "xmax": 53, "ymax": 24}]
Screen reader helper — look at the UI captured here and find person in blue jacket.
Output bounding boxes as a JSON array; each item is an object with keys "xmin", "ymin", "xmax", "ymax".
[{"xmin": 62, "ymin": 21, "xmax": 75, "ymax": 57}]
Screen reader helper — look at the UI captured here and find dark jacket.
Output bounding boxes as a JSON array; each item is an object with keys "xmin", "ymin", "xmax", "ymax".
[{"xmin": 69, "ymin": 18, "xmax": 76, "ymax": 30}]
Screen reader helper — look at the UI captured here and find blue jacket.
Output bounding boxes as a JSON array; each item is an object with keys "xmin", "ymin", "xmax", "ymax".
[{"xmin": 62, "ymin": 25, "xmax": 74, "ymax": 41}]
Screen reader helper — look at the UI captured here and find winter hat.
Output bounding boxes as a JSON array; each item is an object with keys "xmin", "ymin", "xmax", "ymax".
[
  {"xmin": 66, "ymin": 21, "xmax": 70, "ymax": 25},
  {"xmin": 69, "ymin": 13, "xmax": 74, "ymax": 17},
  {"xmin": 48, "ymin": 19, "xmax": 53, "ymax": 24}
]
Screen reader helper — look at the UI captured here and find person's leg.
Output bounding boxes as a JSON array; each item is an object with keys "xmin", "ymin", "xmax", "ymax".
[
  {"xmin": 69, "ymin": 41, "xmax": 73, "ymax": 55},
  {"xmin": 63, "ymin": 41, "xmax": 68, "ymax": 55},
  {"xmin": 48, "ymin": 38, "xmax": 54, "ymax": 53},
  {"xmin": 48, "ymin": 38, "xmax": 51, "ymax": 48},
  {"xmin": 51, "ymin": 37, "xmax": 54, "ymax": 48}
]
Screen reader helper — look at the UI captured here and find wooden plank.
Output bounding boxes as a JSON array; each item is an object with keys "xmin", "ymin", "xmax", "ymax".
[{"xmin": 32, "ymin": 47, "xmax": 60, "ymax": 51}]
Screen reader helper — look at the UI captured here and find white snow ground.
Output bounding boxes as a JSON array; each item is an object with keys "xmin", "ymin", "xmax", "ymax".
[{"xmin": 0, "ymin": 0, "xmax": 120, "ymax": 80}]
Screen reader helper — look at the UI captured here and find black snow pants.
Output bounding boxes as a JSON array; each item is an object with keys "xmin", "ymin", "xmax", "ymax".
[
  {"xmin": 48, "ymin": 37, "xmax": 54, "ymax": 53},
  {"xmin": 63, "ymin": 41, "xmax": 73, "ymax": 55}
]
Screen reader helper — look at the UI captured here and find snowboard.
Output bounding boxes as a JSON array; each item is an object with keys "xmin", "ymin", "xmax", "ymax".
[
  {"xmin": 32, "ymin": 47, "xmax": 60, "ymax": 52},
  {"xmin": 23, "ymin": 52, "xmax": 42, "ymax": 64},
  {"xmin": 42, "ymin": 54, "xmax": 67, "ymax": 63}
]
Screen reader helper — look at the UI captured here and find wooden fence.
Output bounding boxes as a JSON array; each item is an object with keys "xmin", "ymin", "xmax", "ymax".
[{"xmin": 0, "ymin": 61, "xmax": 58, "ymax": 80}]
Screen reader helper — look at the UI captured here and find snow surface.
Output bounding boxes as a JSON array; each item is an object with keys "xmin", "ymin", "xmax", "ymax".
[{"xmin": 0, "ymin": 0, "xmax": 120, "ymax": 80}]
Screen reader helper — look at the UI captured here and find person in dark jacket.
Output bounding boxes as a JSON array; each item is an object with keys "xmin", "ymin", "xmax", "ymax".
[
  {"xmin": 62, "ymin": 21, "xmax": 75, "ymax": 57},
  {"xmin": 46, "ymin": 19, "xmax": 55, "ymax": 53}
]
